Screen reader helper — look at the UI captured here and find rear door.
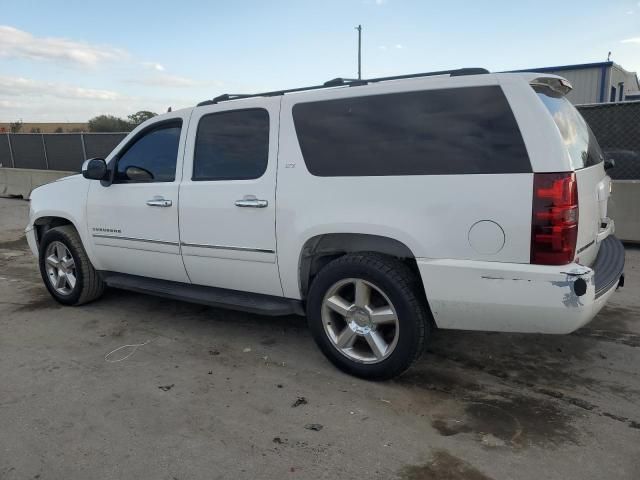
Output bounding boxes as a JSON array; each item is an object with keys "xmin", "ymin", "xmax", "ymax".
[
  {"xmin": 535, "ymin": 88, "xmax": 610, "ymax": 266},
  {"xmin": 178, "ymin": 98, "xmax": 283, "ymax": 296}
]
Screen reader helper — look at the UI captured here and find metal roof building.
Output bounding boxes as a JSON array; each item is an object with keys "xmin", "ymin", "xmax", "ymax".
[{"xmin": 512, "ymin": 62, "xmax": 640, "ymax": 105}]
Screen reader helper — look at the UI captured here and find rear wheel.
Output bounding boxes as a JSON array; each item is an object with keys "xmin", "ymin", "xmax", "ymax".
[
  {"xmin": 307, "ymin": 253, "xmax": 429, "ymax": 380},
  {"xmin": 39, "ymin": 225, "xmax": 105, "ymax": 305}
]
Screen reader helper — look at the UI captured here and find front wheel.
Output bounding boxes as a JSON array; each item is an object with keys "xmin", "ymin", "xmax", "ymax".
[
  {"xmin": 39, "ymin": 225, "xmax": 105, "ymax": 305},
  {"xmin": 307, "ymin": 253, "xmax": 429, "ymax": 380}
]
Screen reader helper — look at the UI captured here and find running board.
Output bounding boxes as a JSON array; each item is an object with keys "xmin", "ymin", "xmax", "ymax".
[{"xmin": 100, "ymin": 272, "xmax": 305, "ymax": 316}]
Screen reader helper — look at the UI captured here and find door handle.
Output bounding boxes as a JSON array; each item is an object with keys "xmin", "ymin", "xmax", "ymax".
[
  {"xmin": 235, "ymin": 196, "xmax": 268, "ymax": 208},
  {"xmin": 146, "ymin": 196, "xmax": 172, "ymax": 207}
]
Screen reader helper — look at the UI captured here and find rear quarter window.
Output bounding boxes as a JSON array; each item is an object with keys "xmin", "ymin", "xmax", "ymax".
[
  {"xmin": 535, "ymin": 88, "xmax": 604, "ymax": 170},
  {"xmin": 292, "ymin": 86, "xmax": 531, "ymax": 176}
]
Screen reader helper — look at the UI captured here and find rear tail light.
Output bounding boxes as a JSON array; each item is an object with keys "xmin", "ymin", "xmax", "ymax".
[{"xmin": 531, "ymin": 172, "xmax": 578, "ymax": 265}]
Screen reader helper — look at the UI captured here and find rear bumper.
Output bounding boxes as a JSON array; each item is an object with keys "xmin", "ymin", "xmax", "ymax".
[{"xmin": 417, "ymin": 236, "xmax": 625, "ymax": 334}]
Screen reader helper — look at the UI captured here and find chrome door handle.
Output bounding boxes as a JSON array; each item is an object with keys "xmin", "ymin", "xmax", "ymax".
[
  {"xmin": 146, "ymin": 196, "xmax": 172, "ymax": 207},
  {"xmin": 235, "ymin": 196, "xmax": 268, "ymax": 208}
]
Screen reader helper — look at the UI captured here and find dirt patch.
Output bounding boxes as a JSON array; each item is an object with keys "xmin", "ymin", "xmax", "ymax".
[
  {"xmin": 12, "ymin": 294, "xmax": 60, "ymax": 313},
  {"xmin": 431, "ymin": 395, "xmax": 578, "ymax": 448},
  {"xmin": 399, "ymin": 450, "xmax": 493, "ymax": 480},
  {"xmin": 0, "ymin": 235, "xmax": 29, "ymax": 251}
]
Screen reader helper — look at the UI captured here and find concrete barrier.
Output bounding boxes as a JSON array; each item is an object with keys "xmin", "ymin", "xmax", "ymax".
[
  {"xmin": 0, "ymin": 168, "xmax": 74, "ymax": 199},
  {"xmin": 609, "ymin": 180, "xmax": 640, "ymax": 244}
]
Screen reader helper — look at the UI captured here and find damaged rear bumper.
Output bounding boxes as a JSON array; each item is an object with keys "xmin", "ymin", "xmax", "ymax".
[{"xmin": 416, "ymin": 236, "xmax": 625, "ymax": 334}]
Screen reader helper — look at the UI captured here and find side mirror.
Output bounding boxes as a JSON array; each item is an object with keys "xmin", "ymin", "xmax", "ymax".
[
  {"xmin": 82, "ymin": 158, "xmax": 108, "ymax": 180},
  {"xmin": 125, "ymin": 165, "xmax": 154, "ymax": 182}
]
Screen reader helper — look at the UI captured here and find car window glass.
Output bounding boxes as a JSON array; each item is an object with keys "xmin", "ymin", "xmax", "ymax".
[
  {"xmin": 114, "ymin": 123, "xmax": 182, "ymax": 183},
  {"xmin": 193, "ymin": 109, "xmax": 269, "ymax": 181},
  {"xmin": 292, "ymin": 86, "xmax": 531, "ymax": 176}
]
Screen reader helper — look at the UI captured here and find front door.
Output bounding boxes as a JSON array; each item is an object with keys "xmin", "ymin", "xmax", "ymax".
[
  {"xmin": 87, "ymin": 115, "xmax": 190, "ymax": 283},
  {"xmin": 179, "ymin": 98, "xmax": 282, "ymax": 296}
]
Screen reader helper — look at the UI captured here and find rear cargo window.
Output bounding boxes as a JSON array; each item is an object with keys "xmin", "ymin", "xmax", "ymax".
[
  {"xmin": 292, "ymin": 86, "xmax": 531, "ymax": 176},
  {"xmin": 535, "ymin": 88, "xmax": 604, "ymax": 170}
]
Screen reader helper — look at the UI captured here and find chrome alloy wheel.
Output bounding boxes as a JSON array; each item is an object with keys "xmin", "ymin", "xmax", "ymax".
[
  {"xmin": 321, "ymin": 278, "xmax": 400, "ymax": 364},
  {"xmin": 44, "ymin": 241, "xmax": 77, "ymax": 296}
]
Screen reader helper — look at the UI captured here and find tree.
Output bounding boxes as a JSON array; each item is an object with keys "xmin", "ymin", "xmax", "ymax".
[
  {"xmin": 10, "ymin": 120, "xmax": 23, "ymax": 133},
  {"xmin": 88, "ymin": 115, "xmax": 131, "ymax": 132},
  {"xmin": 54, "ymin": 127, "xmax": 64, "ymax": 133},
  {"xmin": 128, "ymin": 110, "xmax": 157, "ymax": 127},
  {"xmin": 30, "ymin": 127, "xmax": 42, "ymax": 133}
]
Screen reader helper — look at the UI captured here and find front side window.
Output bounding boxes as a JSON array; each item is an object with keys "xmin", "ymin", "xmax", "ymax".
[
  {"xmin": 535, "ymin": 87, "xmax": 604, "ymax": 169},
  {"xmin": 193, "ymin": 109, "xmax": 269, "ymax": 181},
  {"xmin": 114, "ymin": 122, "xmax": 182, "ymax": 183}
]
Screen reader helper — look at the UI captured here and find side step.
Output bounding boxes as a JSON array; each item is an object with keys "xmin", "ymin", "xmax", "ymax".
[{"xmin": 100, "ymin": 272, "xmax": 305, "ymax": 316}]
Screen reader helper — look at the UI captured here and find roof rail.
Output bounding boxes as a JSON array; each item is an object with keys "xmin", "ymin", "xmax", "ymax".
[{"xmin": 196, "ymin": 67, "xmax": 489, "ymax": 106}]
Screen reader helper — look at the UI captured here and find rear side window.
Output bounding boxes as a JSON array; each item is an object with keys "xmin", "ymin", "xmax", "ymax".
[
  {"xmin": 292, "ymin": 86, "xmax": 530, "ymax": 176},
  {"xmin": 535, "ymin": 87, "xmax": 604, "ymax": 169},
  {"xmin": 193, "ymin": 109, "xmax": 269, "ymax": 181}
]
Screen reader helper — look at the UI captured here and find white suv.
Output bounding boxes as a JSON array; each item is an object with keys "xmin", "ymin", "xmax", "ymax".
[{"xmin": 26, "ymin": 68, "xmax": 625, "ymax": 379}]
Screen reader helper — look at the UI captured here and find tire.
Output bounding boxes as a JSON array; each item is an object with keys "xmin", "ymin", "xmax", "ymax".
[
  {"xmin": 307, "ymin": 252, "xmax": 429, "ymax": 380},
  {"xmin": 38, "ymin": 225, "xmax": 105, "ymax": 306}
]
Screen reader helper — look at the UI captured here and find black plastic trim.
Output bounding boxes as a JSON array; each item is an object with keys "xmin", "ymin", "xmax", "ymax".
[
  {"xmin": 196, "ymin": 68, "xmax": 489, "ymax": 106},
  {"xmin": 592, "ymin": 235, "xmax": 625, "ymax": 298},
  {"xmin": 99, "ymin": 272, "xmax": 305, "ymax": 316}
]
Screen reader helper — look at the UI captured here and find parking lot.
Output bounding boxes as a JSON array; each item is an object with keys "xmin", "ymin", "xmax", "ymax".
[{"xmin": 1, "ymin": 196, "xmax": 639, "ymax": 480}]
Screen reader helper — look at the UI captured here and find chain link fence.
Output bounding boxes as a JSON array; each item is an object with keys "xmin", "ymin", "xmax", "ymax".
[
  {"xmin": 0, "ymin": 133, "xmax": 127, "ymax": 172},
  {"xmin": 577, "ymin": 101, "xmax": 640, "ymax": 180}
]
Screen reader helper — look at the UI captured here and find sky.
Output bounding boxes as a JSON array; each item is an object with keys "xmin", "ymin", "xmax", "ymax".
[{"xmin": 1, "ymin": 0, "xmax": 639, "ymax": 122}]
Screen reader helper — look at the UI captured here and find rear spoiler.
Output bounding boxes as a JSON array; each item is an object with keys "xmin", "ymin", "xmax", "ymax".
[{"xmin": 529, "ymin": 76, "xmax": 573, "ymax": 96}]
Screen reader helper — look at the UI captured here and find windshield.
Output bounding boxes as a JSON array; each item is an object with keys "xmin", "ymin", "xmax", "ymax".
[{"xmin": 535, "ymin": 87, "xmax": 604, "ymax": 169}]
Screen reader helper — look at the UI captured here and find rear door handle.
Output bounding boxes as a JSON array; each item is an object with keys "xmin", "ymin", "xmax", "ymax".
[
  {"xmin": 146, "ymin": 196, "xmax": 172, "ymax": 207},
  {"xmin": 235, "ymin": 196, "xmax": 268, "ymax": 208}
]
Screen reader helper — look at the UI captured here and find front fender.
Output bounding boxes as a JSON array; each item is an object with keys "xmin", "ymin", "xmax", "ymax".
[{"xmin": 28, "ymin": 176, "xmax": 100, "ymax": 268}]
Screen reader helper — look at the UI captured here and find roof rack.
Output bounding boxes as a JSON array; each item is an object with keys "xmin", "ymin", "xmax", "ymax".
[{"xmin": 196, "ymin": 67, "xmax": 489, "ymax": 106}]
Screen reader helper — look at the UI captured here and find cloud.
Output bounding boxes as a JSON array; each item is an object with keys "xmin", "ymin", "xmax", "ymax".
[
  {"xmin": 621, "ymin": 37, "xmax": 640, "ymax": 44},
  {"xmin": 142, "ymin": 61, "xmax": 165, "ymax": 72},
  {"xmin": 375, "ymin": 0, "xmax": 387, "ymax": 4},
  {"xmin": 0, "ymin": 25, "xmax": 128, "ymax": 67},
  {"xmin": 378, "ymin": 45, "xmax": 388, "ymax": 50},
  {"xmin": 125, "ymin": 74, "xmax": 223, "ymax": 88},
  {"xmin": 395, "ymin": 44, "xmax": 404, "ymax": 49},
  {"xmin": 0, "ymin": 75, "xmax": 123, "ymax": 100}
]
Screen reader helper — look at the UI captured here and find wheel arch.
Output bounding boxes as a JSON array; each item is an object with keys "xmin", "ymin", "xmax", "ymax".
[
  {"xmin": 298, "ymin": 233, "xmax": 420, "ymax": 299},
  {"xmin": 33, "ymin": 216, "xmax": 77, "ymax": 250}
]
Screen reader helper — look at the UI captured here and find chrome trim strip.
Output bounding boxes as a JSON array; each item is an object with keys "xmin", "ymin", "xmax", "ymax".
[
  {"xmin": 92, "ymin": 234, "xmax": 179, "ymax": 246},
  {"xmin": 180, "ymin": 242, "xmax": 275, "ymax": 254}
]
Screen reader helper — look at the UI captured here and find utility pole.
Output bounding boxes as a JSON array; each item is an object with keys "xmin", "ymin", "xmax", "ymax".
[{"xmin": 355, "ymin": 25, "xmax": 362, "ymax": 80}]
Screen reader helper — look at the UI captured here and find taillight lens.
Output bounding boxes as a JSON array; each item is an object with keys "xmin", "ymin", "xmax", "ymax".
[{"xmin": 531, "ymin": 172, "xmax": 578, "ymax": 265}]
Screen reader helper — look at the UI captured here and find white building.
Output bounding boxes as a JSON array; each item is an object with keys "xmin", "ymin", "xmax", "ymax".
[{"xmin": 513, "ymin": 62, "xmax": 640, "ymax": 105}]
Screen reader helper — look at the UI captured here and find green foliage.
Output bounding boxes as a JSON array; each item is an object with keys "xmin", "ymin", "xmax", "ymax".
[
  {"xmin": 87, "ymin": 115, "xmax": 132, "ymax": 133},
  {"xmin": 128, "ymin": 110, "xmax": 157, "ymax": 127},
  {"xmin": 88, "ymin": 111, "xmax": 158, "ymax": 132},
  {"xmin": 10, "ymin": 120, "xmax": 23, "ymax": 133}
]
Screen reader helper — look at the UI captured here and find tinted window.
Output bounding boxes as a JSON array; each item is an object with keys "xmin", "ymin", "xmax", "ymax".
[
  {"xmin": 115, "ymin": 123, "xmax": 181, "ymax": 183},
  {"xmin": 193, "ymin": 109, "xmax": 269, "ymax": 181},
  {"xmin": 535, "ymin": 87, "xmax": 604, "ymax": 169},
  {"xmin": 292, "ymin": 86, "xmax": 530, "ymax": 176}
]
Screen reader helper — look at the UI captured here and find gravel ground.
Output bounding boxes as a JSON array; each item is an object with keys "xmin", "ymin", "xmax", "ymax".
[{"xmin": 0, "ymin": 196, "xmax": 638, "ymax": 480}]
